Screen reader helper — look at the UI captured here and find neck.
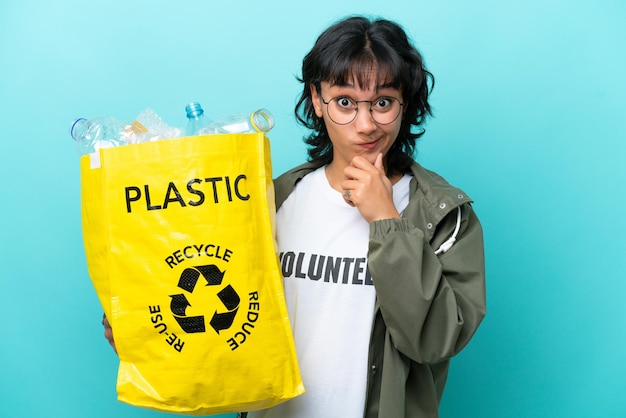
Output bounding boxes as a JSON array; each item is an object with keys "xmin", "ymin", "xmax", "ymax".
[{"xmin": 324, "ymin": 163, "xmax": 345, "ymax": 193}]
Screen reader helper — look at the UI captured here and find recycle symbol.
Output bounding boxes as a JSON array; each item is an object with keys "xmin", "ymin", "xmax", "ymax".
[{"xmin": 169, "ymin": 264, "xmax": 240, "ymax": 334}]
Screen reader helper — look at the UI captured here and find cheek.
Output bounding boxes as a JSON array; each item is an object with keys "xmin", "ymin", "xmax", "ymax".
[
  {"xmin": 386, "ymin": 122, "xmax": 402, "ymax": 144},
  {"xmin": 324, "ymin": 120, "xmax": 340, "ymax": 143}
]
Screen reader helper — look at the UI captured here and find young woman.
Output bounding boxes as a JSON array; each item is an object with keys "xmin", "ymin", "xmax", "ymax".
[
  {"xmin": 247, "ymin": 15, "xmax": 487, "ymax": 418},
  {"xmin": 105, "ymin": 15, "xmax": 486, "ymax": 418}
]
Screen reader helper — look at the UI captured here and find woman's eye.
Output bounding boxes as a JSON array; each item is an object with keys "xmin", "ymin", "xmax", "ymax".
[
  {"xmin": 375, "ymin": 98, "xmax": 392, "ymax": 109},
  {"xmin": 336, "ymin": 97, "xmax": 353, "ymax": 108}
]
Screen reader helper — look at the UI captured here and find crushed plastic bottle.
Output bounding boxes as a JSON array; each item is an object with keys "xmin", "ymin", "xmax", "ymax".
[
  {"xmin": 129, "ymin": 108, "xmax": 184, "ymax": 144},
  {"xmin": 198, "ymin": 109, "xmax": 275, "ymax": 135}
]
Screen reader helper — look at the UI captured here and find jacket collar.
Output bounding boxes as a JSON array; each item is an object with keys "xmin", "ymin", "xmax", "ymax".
[{"xmin": 404, "ymin": 163, "xmax": 472, "ymax": 241}]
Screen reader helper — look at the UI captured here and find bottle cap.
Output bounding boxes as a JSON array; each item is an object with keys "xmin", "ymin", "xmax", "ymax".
[{"xmin": 186, "ymin": 102, "xmax": 204, "ymax": 119}]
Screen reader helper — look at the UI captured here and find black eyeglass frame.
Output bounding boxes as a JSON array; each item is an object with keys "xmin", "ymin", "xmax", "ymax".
[{"xmin": 319, "ymin": 94, "xmax": 405, "ymax": 125}]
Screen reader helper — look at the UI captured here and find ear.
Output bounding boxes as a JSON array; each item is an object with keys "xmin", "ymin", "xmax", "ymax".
[{"xmin": 310, "ymin": 84, "xmax": 323, "ymax": 118}]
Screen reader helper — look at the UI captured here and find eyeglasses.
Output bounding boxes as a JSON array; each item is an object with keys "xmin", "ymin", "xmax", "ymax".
[{"xmin": 320, "ymin": 95, "xmax": 404, "ymax": 125}]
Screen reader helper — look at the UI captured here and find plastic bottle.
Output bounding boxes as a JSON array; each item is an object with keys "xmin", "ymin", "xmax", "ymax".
[
  {"xmin": 70, "ymin": 116, "xmax": 137, "ymax": 156},
  {"xmin": 129, "ymin": 108, "xmax": 184, "ymax": 144},
  {"xmin": 185, "ymin": 102, "xmax": 211, "ymax": 136},
  {"xmin": 198, "ymin": 109, "xmax": 275, "ymax": 135}
]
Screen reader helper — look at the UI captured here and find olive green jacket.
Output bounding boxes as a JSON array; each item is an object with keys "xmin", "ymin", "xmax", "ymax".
[{"xmin": 273, "ymin": 161, "xmax": 486, "ymax": 418}]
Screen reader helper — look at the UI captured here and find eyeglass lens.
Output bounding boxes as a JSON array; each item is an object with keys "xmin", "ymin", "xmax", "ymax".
[{"xmin": 325, "ymin": 97, "xmax": 402, "ymax": 125}]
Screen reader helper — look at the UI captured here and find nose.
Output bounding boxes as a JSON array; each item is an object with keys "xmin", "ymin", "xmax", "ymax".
[{"xmin": 353, "ymin": 104, "xmax": 377, "ymax": 133}]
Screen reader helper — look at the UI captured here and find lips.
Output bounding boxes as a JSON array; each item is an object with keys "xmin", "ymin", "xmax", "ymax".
[{"xmin": 359, "ymin": 141, "xmax": 379, "ymax": 150}]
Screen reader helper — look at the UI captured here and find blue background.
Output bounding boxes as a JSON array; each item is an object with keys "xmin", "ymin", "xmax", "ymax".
[{"xmin": 1, "ymin": 0, "xmax": 624, "ymax": 417}]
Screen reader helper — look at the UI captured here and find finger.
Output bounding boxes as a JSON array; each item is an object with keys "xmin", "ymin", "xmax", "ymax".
[
  {"xmin": 373, "ymin": 152, "xmax": 385, "ymax": 173},
  {"xmin": 342, "ymin": 187, "xmax": 353, "ymax": 202},
  {"xmin": 343, "ymin": 192, "xmax": 355, "ymax": 207},
  {"xmin": 104, "ymin": 328, "xmax": 117, "ymax": 353},
  {"xmin": 350, "ymin": 155, "xmax": 376, "ymax": 170},
  {"xmin": 102, "ymin": 314, "xmax": 118, "ymax": 353},
  {"xmin": 344, "ymin": 163, "xmax": 375, "ymax": 182}
]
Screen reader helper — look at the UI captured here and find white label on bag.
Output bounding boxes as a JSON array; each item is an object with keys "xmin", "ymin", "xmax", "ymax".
[{"xmin": 89, "ymin": 151, "xmax": 101, "ymax": 169}]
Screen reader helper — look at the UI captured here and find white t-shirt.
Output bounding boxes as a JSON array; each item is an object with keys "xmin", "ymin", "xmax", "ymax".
[{"xmin": 250, "ymin": 166, "xmax": 411, "ymax": 418}]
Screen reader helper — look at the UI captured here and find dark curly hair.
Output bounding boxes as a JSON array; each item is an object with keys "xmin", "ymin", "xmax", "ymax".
[{"xmin": 295, "ymin": 16, "xmax": 434, "ymax": 175}]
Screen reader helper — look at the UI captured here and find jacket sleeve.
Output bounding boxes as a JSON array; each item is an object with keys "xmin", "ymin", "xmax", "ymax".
[{"xmin": 367, "ymin": 203, "xmax": 486, "ymax": 364}]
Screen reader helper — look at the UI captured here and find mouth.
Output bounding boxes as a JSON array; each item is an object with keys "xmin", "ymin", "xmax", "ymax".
[{"xmin": 359, "ymin": 140, "xmax": 379, "ymax": 150}]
